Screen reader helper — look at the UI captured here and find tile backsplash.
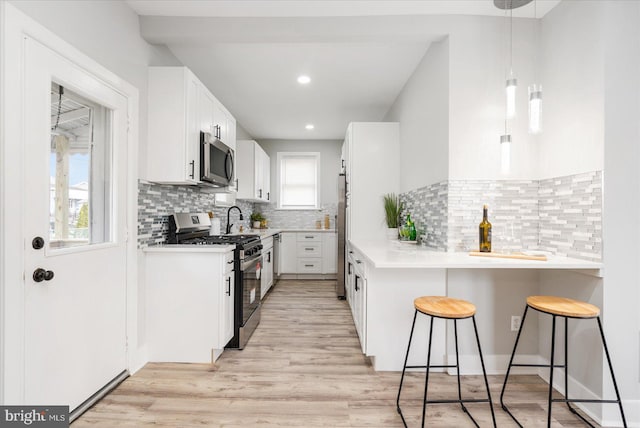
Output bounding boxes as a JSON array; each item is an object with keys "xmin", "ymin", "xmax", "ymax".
[
  {"xmin": 137, "ymin": 180, "xmax": 253, "ymax": 248},
  {"xmin": 257, "ymin": 203, "xmax": 338, "ymax": 229},
  {"xmin": 399, "ymin": 171, "xmax": 602, "ymax": 261},
  {"xmin": 400, "ymin": 181, "xmax": 448, "ymax": 250}
]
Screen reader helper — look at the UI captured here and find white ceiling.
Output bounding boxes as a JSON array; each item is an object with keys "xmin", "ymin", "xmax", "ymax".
[{"xmin": 128, "ymin": 0, "xmax": 560, "ymax": 140}]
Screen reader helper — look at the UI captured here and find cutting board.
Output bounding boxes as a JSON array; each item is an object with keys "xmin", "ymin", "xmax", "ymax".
[{"xmin": 469, "ymin": 251, "xmax": 547, "ymax": 261}]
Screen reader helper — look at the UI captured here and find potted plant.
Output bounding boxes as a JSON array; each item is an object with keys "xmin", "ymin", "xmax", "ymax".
[
  {"xmin": 250, "ymin": 211, "xmax": 265, "ymax": 229},
  {"xmin": 383, "ymin": 193, "xmax": 403, "ymax": 240}
]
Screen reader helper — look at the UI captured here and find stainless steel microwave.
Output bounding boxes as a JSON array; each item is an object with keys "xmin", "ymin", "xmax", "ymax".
[{"xmin": 200, "ymin": 131, "xmax": 234, "ymax": 187}]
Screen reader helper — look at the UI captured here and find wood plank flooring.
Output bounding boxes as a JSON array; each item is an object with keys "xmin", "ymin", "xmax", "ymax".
[{"xmin": 73, "ymin": 280, "xmax": 600, "ymax": 427}]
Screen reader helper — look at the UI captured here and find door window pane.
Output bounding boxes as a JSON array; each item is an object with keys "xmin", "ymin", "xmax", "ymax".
[{"xmin": 49, "ymin": 82, "xmax": 112, "ymax": 249}]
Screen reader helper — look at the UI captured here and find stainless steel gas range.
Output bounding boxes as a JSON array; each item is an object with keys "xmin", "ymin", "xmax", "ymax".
[{"xmin": 168, "ymin": 213, "xmax": 263, "ymax": 349}]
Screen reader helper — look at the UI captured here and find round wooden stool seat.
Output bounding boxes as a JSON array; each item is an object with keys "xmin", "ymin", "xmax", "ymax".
[
  {"xmin": 527, "ymin": 295, "xmax": 600, "ymax": 318},
  {"xmin": 414, "ymin": 296, "xmax": 476, "ymax": 319}
]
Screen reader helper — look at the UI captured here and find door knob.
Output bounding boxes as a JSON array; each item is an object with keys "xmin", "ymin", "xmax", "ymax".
[
  {"xmin": 32, "ymin": 236, "xmax": 45, "ymax": 250},
  {"xmin": 33, "ymin": 268, "xmax": 54, "ymax": 283}
]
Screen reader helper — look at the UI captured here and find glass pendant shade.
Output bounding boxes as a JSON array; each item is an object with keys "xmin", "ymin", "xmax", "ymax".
[
  {"xmin": 500, "ymin": 134, "xmax": 511, "ymax": 174},
  {"xmin": 506, "ymin": 77, "xmax": 517, "ymax": 119},
  {"xmin": 528, "ymin": 84, "xmax": 542, "ymax": 134}
]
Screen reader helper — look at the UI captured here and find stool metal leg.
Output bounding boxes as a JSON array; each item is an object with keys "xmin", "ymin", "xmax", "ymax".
[
  {"xmin": 472, "ymin": 315, "xmax": 497, "ymax": 428},
  {"xmin": 421, "ymin": 316, "xmax": 435, "ymax": 428},
  {"xmin": 397, "ymin": 309, "xmax": 418, "ymax": 427},
  {"xmin": 597, "ymin": 316, "xmax": 628, "ymax": 428},
  {"xmin": 453, "ymin": 319, "xmax": 466, "ymax": 414},
  {"xmin": 500, "ymin": 304, "xmax": 529, "ymax": 428},
  {"xmin": 547, "ymin": 315, "xmax": 557, "ymax": 428}
]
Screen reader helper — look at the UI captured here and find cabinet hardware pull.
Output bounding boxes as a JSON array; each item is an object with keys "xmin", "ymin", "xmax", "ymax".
[
  {"xmin": 189, "ymin": 160, "xmax": 195, "ymax": 179},
  {"xmin": 305, "ymin": 236, "xmax": 314, "ymax": 239},
  {"xmin": 356, "ymin": 259, "xmax": 362, "ymax": 264},
  {"xmin": 267, "ymin": 192, "xmax": 270, "ymax": 201},
  {"xmin": 267, "ymin": 252, "xmax": 271, "ymax": 263},
  {"xmin": 305, "ymin": 248, "xmax": 314, "ymax": 251},
  {"xmin": 304, "ymin": 264, "xmax": 314, "ymax": 267},
  {"xmin": 226, "ymin": 277, "xmax": 231, "ymax": 295},
  {"xmin": 348, "ymin": 263, "xmax": 352, "ymax": 274},
  {"xmin": 259, "ymin": 189, "xmax": 262, "ymax": 198},
  {"xmin": 227, "ymin": 260, "xmax": 234, "ymax": 264},
  {"xmin": 355, "ymin": 275, "xmax": 360, "ymax": 291}
]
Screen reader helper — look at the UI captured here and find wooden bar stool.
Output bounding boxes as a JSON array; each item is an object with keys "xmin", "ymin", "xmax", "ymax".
[
  {"xmin": 396, "ymin": 296, "xmax": 497, "ymax": 428},
  {"xmin": 500, "ymin": 296, "xmax": 627, "ymax": 428}
]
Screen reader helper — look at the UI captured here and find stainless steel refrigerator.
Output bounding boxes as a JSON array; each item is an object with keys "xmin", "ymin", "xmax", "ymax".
[{"xmin": 336, "ymin": 173, "xmax": 346, "ymax": 299}]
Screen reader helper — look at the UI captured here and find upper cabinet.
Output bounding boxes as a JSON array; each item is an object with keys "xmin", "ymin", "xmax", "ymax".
[
  {"xmin": 146, "ymin": 66, "xmax": 237, "ymax": 189},
  {"xmin": 236, "ymin": 140, "xmax": 271, "ymax": 203}
]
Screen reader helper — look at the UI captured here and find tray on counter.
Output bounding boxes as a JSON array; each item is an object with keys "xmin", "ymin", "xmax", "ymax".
[{"xmin": 469, "ymin": 251, "xmax": 548, "ymax": 261}]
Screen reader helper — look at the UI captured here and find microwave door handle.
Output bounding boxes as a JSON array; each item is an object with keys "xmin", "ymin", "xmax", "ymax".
[
  {"xmin": 225, "ymin": 150, "xmax": 234, "ymax": 181},
  {"xmin": 201, "ymin": 142, "xmax": 210, "ymax": 181}
]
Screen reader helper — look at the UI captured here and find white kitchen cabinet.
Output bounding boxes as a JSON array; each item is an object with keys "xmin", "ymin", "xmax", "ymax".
[
  {"xmin": 260, "ymin": 236, "xmax": 274, "ymax": 298},
  {"xmin": 322, "ymin": 232, "xmax": 337, "ymax": 274},
  {"xmin": 147, "ymin": 67, "xmax": 201, "ymax": 184},
  {"xmin": 220, "ymin": 250, "xmax": 235, "ymax": 348},
  {"xmin": 147, "ymin": 66, "xmax": 238, "ymax": 189},
  {"xmin": 278, "ymin": 232, "xmax": 298, "ymax": 274},
  {"xmin": 344, "ymin": 122, "xmax": 399, "ymax": 241},
  {"xmin": 349, "ymin": 246, "xmax": 367, "ymax": 353},
  {"xmin": 236, "ymin": 140, "xmax": 271, "ymax": 203},
  {"xmin": 145, "ymin": 247, "xmax": 235, "ymax": 363}
]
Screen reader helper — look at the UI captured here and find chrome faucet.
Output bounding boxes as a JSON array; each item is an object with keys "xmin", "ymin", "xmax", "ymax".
[{"xmin": 226, "ymin": 205, "xmax": 244, "ymax": 234}]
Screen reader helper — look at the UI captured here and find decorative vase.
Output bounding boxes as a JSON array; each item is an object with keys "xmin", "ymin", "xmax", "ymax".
[
  {"xmin": 253, "ymin": 221, "xmax": 261, "ymax": 229},
  {"xmin": 387, "ymin": 227, "xmax": 398, "ymax": 240}
]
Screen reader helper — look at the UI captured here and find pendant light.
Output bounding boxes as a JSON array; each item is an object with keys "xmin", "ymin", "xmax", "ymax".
[
  {"xmin": 528, "ymin": 0, "xmax": 542, "ymax": 134},
  {"xmin": 501, "ymin": 127, "xmax": 511, "ymax": 174}
]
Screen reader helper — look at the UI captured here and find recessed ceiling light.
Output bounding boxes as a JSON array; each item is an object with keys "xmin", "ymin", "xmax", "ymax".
[
  {"xmin": 297, "ymin": 75, "xmax": 311, "ymax": 85},
  {"xmin": 305, "ymin": 124, "xmax": 314, "ymax": 130}
]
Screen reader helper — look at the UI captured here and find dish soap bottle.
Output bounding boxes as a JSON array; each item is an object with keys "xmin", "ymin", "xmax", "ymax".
[
  {"xmin": 479, "ymin": 204, "xmax": 492, "ymax": 252},
  {"xmin": 406, "ymin": 214, "xmax": 417, "ymax": 241}
]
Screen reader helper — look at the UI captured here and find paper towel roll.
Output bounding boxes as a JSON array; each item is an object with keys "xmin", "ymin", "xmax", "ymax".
[{"xmin": 210, "ymin": 218, "xmax": 221, "ymax": 235}]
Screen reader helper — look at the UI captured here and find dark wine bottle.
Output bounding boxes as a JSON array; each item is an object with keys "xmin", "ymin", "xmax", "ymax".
[{"xmin": 479, "ymin": 205, "xmax": 492, "ymax": 252}]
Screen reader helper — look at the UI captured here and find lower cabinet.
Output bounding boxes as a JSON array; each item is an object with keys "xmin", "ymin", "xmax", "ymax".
[
  {"xmin": 146, "ymin": 248, "xmax": 235, "ymax": 363},
  {"xmin": 220, "ymin": 251, "xmax": 235, "ymax": 347},
  {"xmin": 277, "ymin": 231, "xmax": 337, "ymax": 275},
  {"xmin": 347, "ymin": 244, "xmax": 367, "ymax": 353},
  {"xmin": 261, "ymin": 236, "xmax": 274, "ymax": 298}
]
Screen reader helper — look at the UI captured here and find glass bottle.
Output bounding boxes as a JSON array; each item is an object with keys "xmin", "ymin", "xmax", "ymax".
[
  {"xmin": 479, "ymin": 205, "xmax": 492, "ymax": 252},
  {"xmin": 406, "ymin": 214, "xmax": 417, "ymax": 241}
]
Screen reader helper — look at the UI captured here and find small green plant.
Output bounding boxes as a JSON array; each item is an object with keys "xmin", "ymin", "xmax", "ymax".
[
  {"xmin": 383, "ymin": 194, "xmax": 403, "ymax": 228},
  {"xmin": 250, "ymin": 211, "xmax": 265, "ymax": 222}
]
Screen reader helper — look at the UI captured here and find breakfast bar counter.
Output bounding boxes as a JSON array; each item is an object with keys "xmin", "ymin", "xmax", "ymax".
[
  {"xmin": 346, "ymin": 239, "xmax": 604, "ymax": 373},
  {"xmin": 349, "ymin": 240, "xmax": 602, "ymax": 271}
]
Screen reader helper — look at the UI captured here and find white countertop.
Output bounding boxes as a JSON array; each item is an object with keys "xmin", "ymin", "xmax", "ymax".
[
  {"xmin": 243, "ymin": 228, "xmax": 336, "ymax": 238},
  {"xmin": 144, "ymin": 244, "xmax": 235, "ymax": 253},
  {"xmin": 349, "ymin": 240, "xmax": 602, "ymax": 271}
]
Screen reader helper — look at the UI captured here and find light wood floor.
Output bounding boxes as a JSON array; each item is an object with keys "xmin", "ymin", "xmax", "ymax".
[{"xmin": 73, "ymin": 280, "xmax": 600, "ymax": 427}]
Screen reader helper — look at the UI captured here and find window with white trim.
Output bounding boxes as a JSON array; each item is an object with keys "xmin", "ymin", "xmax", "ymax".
[{"xmin": 277, "ymin": 152, "xmax": 320, "ymax": 210}]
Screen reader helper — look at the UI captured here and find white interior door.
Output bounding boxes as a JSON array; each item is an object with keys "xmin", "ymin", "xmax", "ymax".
[{"xmin": 22, "ymin": 37, "xmax": 128, "ymax": 410}]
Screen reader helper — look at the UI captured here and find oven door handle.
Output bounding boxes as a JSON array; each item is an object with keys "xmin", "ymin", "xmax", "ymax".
[{"xmin": 241, "ymin": 254, "xmax": 262, "ymax": 271}]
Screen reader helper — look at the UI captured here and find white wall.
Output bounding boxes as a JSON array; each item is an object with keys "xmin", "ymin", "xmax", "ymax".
[
  {"xmin": 537, "ymin": 0, "xmax": 604, "ymax": 179},
  {"xmin": 257, "ymin": 139, "xmax": 342, "ymax": 205},
  {"xmin": 384, "ymin": 38, "xmax": 449, "ymax": 192},
  {"xmin": 601, "ymin": 0, "xmax": 640, "ymax": 424},
  {"xmin": 448, "ymin": 16, "xmax": 538, "ymax": 180},
  {"xmin": 236, "ymin": 122, "xmax": 253, "ymax": 140}
]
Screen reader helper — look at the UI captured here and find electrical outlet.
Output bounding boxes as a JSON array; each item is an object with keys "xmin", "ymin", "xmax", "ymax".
[{"xmin": 511, "ymin": 315, "xmax": 522, "ymax": 332}]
